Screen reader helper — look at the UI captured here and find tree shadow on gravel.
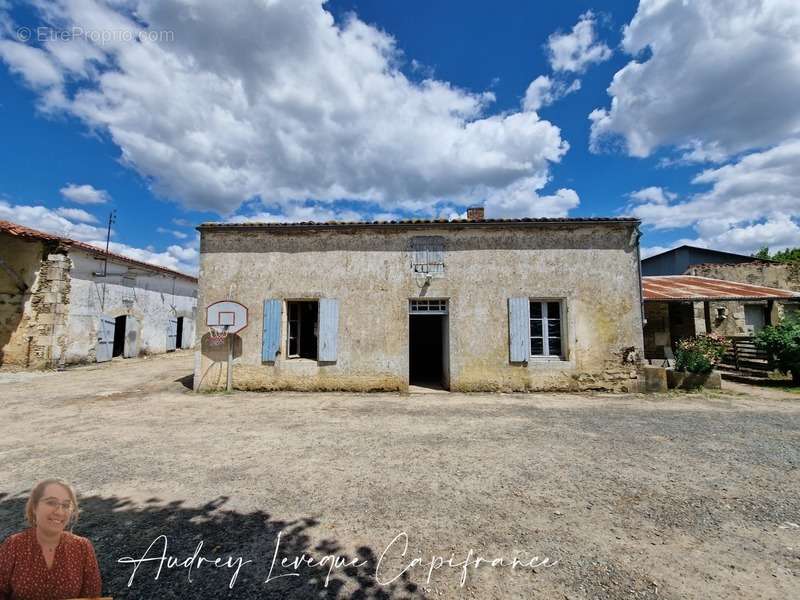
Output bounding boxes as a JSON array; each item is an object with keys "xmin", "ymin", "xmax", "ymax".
[{"xmin": 0, "ymin": 491, "xmax": 425, "ymax": 600}]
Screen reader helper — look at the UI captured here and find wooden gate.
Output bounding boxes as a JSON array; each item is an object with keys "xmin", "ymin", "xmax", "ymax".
[
  {"xmin": 124, "ymin": 316, "xmax": 139, "ymax": 358},
  {"xmin": 166, "ymin": 317, "xmax": 178, "ymax": 352},
  {"xmin": 96, "ymin": 315, "xmax": 115, "ymax": 363}
]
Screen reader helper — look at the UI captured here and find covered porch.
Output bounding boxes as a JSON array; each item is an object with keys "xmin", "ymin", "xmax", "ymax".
[{"xmin": 642, "ymin": 276, "xmax": 799, "ymax": 371}]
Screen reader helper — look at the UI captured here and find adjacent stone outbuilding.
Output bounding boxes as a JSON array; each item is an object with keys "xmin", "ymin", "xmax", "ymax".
[
  {"xmin": 642, "ymin": 275, "xmax": 800, "ymax": 361},
  {"xmin": 0, "ymin": 220, "xmax": 198, "ymax": 368},
  {"xmin": 195, "ymin": 216, "xmax": 644, "ymax": 392}
]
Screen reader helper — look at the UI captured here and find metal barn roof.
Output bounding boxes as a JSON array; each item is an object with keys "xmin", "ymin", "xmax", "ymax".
[{"xmin": 643, "ymin": 275, "xmax": 799, "ymax": 301}]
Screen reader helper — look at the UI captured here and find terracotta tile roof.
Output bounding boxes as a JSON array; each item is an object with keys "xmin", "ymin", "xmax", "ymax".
[
  {"xmin": 0, "ymin": 220, "xmax": 197, "ymax": 282},
  {"xmin": 643, "ymin": 275, "xmax": 798, "ymax": 301},
  {"xmin": 198, "ymin": 216, "xmax": 640, "ymax": 231}
]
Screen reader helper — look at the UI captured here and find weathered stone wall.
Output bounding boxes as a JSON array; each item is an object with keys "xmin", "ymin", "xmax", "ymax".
[
  {"xmin": 29, "ymin": 253, "xmax": 72, "ymax": 367},
  {"xmin": 62, "ymin": 249, "xmax": 197, "ymax": 364},
  {"xmin": 195, "ymin": 223, "xmax": 644, "ymax": 392},
  {"xmin": 0, "ymin": 231, "xmax": 197, "ymax": 369},
  {"xmin": 684, "ymin": 263, "xmax": 800, "ymax": 328},
  {"xmin": 0, "ymin": 234, "xmax": 50, "ymax": 367},
  {"xmin": 686, "ymin": 262, "xmax": 800, "ymax": 292}
]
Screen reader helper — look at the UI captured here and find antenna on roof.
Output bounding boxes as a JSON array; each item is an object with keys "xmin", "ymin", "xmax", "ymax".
[{"xmin": 100, "ymin": 209, "xmax": 116, "ymax": 310}]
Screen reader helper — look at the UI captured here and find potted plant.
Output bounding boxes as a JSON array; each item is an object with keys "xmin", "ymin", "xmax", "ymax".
[
  {"xmin": 669, "ymin": 333, "xmax": 727, "ymax": 389},
  {"xmin": 755, "ymin": 316, "xmax": 800, "ymax": 385}
]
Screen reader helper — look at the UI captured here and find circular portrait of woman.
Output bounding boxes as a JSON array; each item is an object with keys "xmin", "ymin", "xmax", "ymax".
[{"xmin": 0, "ymin": 479, "xmax": 103, "ymax": 599}]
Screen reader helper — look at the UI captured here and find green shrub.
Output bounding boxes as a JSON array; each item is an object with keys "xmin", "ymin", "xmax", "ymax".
[
  {"xmin": 755, "ymin": 317, "xmax": 800, "ymax": 384},
  {"xmin": 675, "ymin": 333, "xmax": 727, "ymax": 374}
]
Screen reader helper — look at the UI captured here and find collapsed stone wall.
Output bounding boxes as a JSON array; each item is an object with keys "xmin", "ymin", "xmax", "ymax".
[
  {"xmin": 27, "ymin": 253, "xmax": 72, "ymax": 368},
  {"xmin": 0, "ymin": 236, "xmax": 71, "ymax": 368}
]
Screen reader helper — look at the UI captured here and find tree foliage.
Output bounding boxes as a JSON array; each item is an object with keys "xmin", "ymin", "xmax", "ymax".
[
  {"xmin": 755, "ymin": 317, "xmax": 800, "ymax": 384},
  {"xmin": 751, "ymin": 246, "xmax": 800, "ymax": 263}
]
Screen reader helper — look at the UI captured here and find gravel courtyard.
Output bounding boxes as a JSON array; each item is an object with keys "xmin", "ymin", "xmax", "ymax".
[{"xmin": 1, "ymin": 352, "xmax": 799, "ymax": 599}]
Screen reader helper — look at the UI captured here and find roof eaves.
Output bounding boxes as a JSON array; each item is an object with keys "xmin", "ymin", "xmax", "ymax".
[{"xmin": 198, "ymin": 217, "xmax": 641, "ymax": 232}]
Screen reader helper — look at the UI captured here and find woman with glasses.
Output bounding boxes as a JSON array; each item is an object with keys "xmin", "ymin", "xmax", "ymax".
[{"xmin": 0, "ymin": 479, "xmax": 102, "ymax": 599}]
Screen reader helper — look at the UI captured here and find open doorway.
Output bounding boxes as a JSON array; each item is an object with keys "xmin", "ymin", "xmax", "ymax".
[
  {"xmin": 176, "ymin": 316, "xmax": 184, "ymax": 349},
  {"xmin": 113, "ymin": 315, "xmax": 126, "ymax": 358},
  {"xmin": 409, "ymin": 299, "xmax": 449, "ymax": 390}
]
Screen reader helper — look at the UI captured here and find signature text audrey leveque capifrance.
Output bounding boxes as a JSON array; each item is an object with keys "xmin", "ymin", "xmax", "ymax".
[{"xmin": 117, "ymin": 532, "xmax": 558, "ymax": 589}]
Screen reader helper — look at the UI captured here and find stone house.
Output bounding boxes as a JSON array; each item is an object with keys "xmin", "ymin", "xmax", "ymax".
[
  {"xmin": 0, "ymin": 220, "xmax": 197, "ymax": 369},
  {"xmin": 194, "ymin": 213, "xmax": 645, "ymax": 392},
  {"xmin": 641, "ymin": 246, "xmax": 800, "ymax": 362},
  {"xmin": 642, "ymin": 275, "xmax": 799, "ymax": 361}
]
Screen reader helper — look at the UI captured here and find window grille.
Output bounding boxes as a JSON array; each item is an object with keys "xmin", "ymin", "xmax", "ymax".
[
  {"xmin": 410, "ymin": 236, "xmax": 445, "ymax": 275},
  {"xmin": 409, "ymin": 299, "xmax": 448, "ymax": 314}
]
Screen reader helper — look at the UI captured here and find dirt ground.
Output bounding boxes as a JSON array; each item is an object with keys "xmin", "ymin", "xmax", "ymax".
[{"xmin": 1, "ymin": 352, "xmax": 799, "ymax": 599}]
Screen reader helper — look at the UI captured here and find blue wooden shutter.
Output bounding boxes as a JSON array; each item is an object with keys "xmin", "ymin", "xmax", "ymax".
[
  {"xmin": 262, "ymin": 299, "xmax": 281, "ymax": 362},
  {"xmin": 318, "ymin": 298, "xmax": 339, "ymax": 362},
  {"xmin": 508, "ymin": 297, "xmax": 530, "ymax": 363}
]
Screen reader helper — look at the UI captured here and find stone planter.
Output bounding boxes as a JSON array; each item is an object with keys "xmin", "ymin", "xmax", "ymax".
[
  {"xmin": 641, "ymin": 366, "xmax": 668, "ymax": 393},
  {"xmin": 666, "ymin": 369, "xmax": 722, "ymax": 390}
]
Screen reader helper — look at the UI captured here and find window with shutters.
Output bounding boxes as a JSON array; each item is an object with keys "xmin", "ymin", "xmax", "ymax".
[
  {"xmin": 530, "ymin": 300, "xmax": 565, "ymax": 358},
  {"xmin": 409, "ymin": 236, "xmax": 445, "ymax": 275}
]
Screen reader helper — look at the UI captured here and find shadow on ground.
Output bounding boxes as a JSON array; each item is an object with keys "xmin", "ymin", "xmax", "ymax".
[
  {"xmin": 0, "ymin": 491, "xmax": 424, "ymax": 599},
  {"xmin": 174, "ymin": 374, "xmax": 194, "ymax": 390}
]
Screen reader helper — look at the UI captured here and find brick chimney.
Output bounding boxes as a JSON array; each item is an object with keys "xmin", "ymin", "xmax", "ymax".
[{"xmin": 466, "ymin": 206, "xmax": 484, "ymax": 221}]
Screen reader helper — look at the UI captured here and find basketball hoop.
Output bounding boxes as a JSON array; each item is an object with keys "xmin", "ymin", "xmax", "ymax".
[
  {"xmin": 205, "ymin": 300, "xmax": 249, "ymax": 393},
  {"xmin": 208, "ymin": 325, "xmax": 230, "ymax": 346}
]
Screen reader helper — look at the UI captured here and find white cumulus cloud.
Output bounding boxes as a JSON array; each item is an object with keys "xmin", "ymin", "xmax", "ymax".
[
  {"xmin": 59, "ymin": 183, "xmax": 110, "ymax": 204},
  {"xmin": 0, "ymin": 200, "xmax": 197, "ymax": 274},
  {"xmin": 0, "ymin": 0, "xmax": 578, "ymax": 219},
  {"xmin": 55, "ymin": 206, "xmax": 98, "ymax": 223},
  {"xmin": 547, "ymin": 11, "xmax": 612, "ymax": 74},
  {"xmin": 590, "ymin": 0, "xmax": 800, "ymax": 159},
  {"xmin": 627, "ymin": 140, "xmax": 800, "ymax": 255},
  {"xmin": 629, "ymin": 187, "xmax": 676, "ymax": 206},
  {"xmin": 523, "ymin": 75, "xmax": 581, "ymax": 112}
]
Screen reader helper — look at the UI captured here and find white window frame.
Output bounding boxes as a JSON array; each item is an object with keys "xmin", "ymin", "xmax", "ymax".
[
  {"xmin": 409, "ymin": 298, "xmax": 448, "ymax": 314},
  {"xmin": 530, "ymin": 299, "xmax": 566, "ymax": 359}
]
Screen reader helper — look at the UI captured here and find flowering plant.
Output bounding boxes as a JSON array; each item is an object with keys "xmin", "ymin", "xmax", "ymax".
[{"xmin": 674, "ymin": 333, "xmax": 727, "ymax": 374}]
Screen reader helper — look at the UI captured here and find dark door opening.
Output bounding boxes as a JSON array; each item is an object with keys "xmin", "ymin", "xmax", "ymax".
[
  {"xmin": 113, "ymin": 315, "xmax": 126, "ymax": 358},
  {"xmin": 176, "ymin": 316, "xmax": 184, "ymax": 349},
  {"xmin": 409, "ymin": 314, "xmax": 446, "ymax": 388}
]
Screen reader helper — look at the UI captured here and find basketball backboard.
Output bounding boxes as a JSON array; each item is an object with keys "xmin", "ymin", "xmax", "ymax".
[{"xmin": 206, "ymin": 300, "xmax": 248, "ymax": 334}]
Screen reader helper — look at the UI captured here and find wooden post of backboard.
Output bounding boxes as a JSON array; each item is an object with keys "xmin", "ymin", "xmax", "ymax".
[{"xmin": 226, "ymin": 334, "xmax": 233, "ymax": 392}]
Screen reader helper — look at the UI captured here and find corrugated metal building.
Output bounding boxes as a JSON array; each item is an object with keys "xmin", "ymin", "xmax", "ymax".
[{"xmin": 641, "ymin": 245, "xmax": 773, "ymax": 276}]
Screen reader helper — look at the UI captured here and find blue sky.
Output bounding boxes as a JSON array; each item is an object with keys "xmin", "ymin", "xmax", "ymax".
[{"xmin": 1, "ymin": 0, "xmax": 799, "ymax": 274}]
